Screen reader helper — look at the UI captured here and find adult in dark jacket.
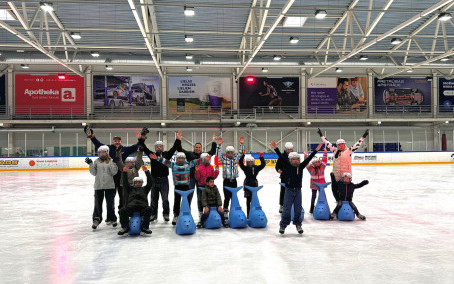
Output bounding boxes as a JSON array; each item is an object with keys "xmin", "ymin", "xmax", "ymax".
[
  {"xmin": 177, "ymin": 132, "xmax": 217, "ymax": 217},
  {"xmin": 272, "ymin": 141, "xmax": 322, "ymax": 235},
  {"xmin": 84, "ymin": 125, "xmax": 140, "ymax": 210},
  {"xmin": 330, "ymin": 172, "xmax": 368, "ymax": 220},
  {"xmin": 118, "ymin": 165, "xmax": 153, "ymax": 235},
  {"xmin": 275, "ymin": 142, "xmax": 294, "ymax": 213},
  {"xmin": 137, "ymin": 129, "xmax": 181, "ymax": 222},
  {"xmin": 239, "ymin": 151, "xmax": 266, "ymax": 218}
]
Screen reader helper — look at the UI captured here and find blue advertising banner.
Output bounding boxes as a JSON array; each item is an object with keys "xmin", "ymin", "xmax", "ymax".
[
  {"xmin": 374, "ymin": 77, "xmax": 431, "ymax": 112},
  {"xmin": 0, "ymin": 75, "xmax": 5, "ymax": 114},
  {"xmin": 439, "ymin": 78, "xmax": 454, "ymax": 112}
]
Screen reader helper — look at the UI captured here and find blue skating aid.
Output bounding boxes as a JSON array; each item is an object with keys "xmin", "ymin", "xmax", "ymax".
[
  {"xmin": 279, "ymin": 183, "xmax": 305, "ymax": 223},
  {"xmin": 244, "ymin": 185, "xmax": 267, "ymax": 228},
  {"xmin": 204, "ymin": 207, "xmax": 222, "ymax": 229},
  {"xmin": 128, "ymin": 212, "xmax": 142, "ymax": 236},
  {"xmin": 312, "ymin": 182, "xmax": 332, "ymax": 220},
  {"xmin": 224, "ymin": 186, "xmax": 248, "ymax": 228},
  {"xmin": 337, "ymin": 201, "xmax": 355, "ymax": 221},
  {"xmin": 175, "ymin": 189, "xmax": 197, "ymax": 235}
]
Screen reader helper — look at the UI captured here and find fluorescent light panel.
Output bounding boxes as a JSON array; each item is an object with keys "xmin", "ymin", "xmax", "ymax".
[{"xmin": 283, "ymin": 17, "xmax": 307, "ymax": 27}]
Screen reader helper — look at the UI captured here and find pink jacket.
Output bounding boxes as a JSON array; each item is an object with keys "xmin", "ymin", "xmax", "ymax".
[
  {"xmin": 322, "ymin": 136, "xmax": 365, "ymax": 181},
  {"xmin": 194, "ymin": 163, "xmax": 220, "ymax": 187},
  {"xmin": 304, "ymin": 151, "xmax": 328, "ymax": 190}
]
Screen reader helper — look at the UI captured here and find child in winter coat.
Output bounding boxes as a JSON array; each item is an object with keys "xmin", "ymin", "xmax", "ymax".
[
  {"xmin": 304, "ymin": 147, "xmax": 328, "ymax": 213},
  {"xmin": 330, "ymin": 172, "xmax": 369, "ymax": 220},
  {"xmin": 199, "ymin": 177, "xmax": 228, "ymax": 228},
  {"xmin": 86, "ymin": 145, "xmax": 119, "ymax": 230},
  {"xmin": 194, "ymin": 153, "xmax": 220, "ymax": 219},
  {"xmin": 115, "ymin": 146, "xmax": 144, "ymax": 207},
  {"xmin": 118, "ymin": 165, "xmax": 153, "ymax": 235},
  {"xmin": 149, "ymin": 151, "xmax": 202, "ymax": 225},
  {"xmin": 271, "ymin": 141, "xmax": 323, "ymax": 235},
  {"xmin": 239, "ymin": 151, "xmax": 266, "ymax": 218},
  {"xmin": 216, "ymin": 136, "xmax": 245, "ymax": 218}
]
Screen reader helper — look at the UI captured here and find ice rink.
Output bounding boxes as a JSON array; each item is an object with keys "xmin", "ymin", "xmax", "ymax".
[{"xmin": 1, "ymin": 165, "xmax": 454, "ymax": 284}]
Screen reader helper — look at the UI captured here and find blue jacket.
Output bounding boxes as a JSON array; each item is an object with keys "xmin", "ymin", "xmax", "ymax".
[{"xmin": 274, "ymin": 148, "xmax": 317, "ymax": 189}]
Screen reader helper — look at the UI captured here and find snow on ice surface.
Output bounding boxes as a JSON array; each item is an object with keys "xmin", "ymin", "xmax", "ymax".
[{"xmin": 1, "ymin": 165, "xmax": 454, "ymax": 284}]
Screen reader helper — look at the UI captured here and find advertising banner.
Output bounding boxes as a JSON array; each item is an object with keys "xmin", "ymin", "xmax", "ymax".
[
  {"xmin": 0, "ymin": 75, "xmax": 5, "ymax": 115},
  {"xmin": 439, "ymin": 78, "xmax": 454, "ymax": 112},
  {"xmin": 15, "ymin": 74, "xmax": 84, "ymax": 114},
  {"xmin": 307, "ymin": 77, "xmax": 367, "ymax": 114},
  {"xmin": 0, "ymin": 157, "xmax": 69, "ymax": 170},
  {"xmin": 168, "ymin": 76, "xmax": 232, "ymax": 113},
  {"xmin": 93, "ymin": 75, "xmax": 159, "ymax": 108},
  {"xmin": 239, "ymin": 77, "xmax": 299, "ymax": 109},
  {"xmin": 374, "ymin": 77, "xmax": 431, "ymax": 112}
]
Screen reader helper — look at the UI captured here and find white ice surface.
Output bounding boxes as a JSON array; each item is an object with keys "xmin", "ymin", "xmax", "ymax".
[{"xmin": 1, "ymin": 165, "xmax": 454, "ymax": 284}]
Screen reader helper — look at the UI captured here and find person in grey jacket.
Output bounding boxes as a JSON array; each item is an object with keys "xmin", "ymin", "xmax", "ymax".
[{"xmin": 86, "ymin": 145, "xmax": 118, "ymax": 230}]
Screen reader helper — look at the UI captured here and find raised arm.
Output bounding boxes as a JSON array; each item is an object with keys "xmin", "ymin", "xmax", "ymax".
[
  {"xmin": 317, "ymin": 128, "xmax": 336, "ymax": 152},
  {"xmin": 207, "ymin": 133, "xmax": 218, "ymax": 156},
  {"xmin": 216, "ymin": 136, "xmax": 225, "ymax": 162},
  {"xmin": 88, "ymin": 159, "xmax": 97, "ymax": 176},
  {"xmin": 122, "ymin": 170, "xmax": 132, "ymax": 193},
  {"xmin": 238, "ymin": 152, "xmax": 246, "ymax": 172},
  {"xmin": 271, "ymin": 141, "xmax": 291, "ymax": 168},
  {"xmin": 354, "ymin": 180, "xmax": 369, "ymax": 189},
  {"xmin": 135, "ymin": 147, "xmax": 144, "ymax": 169},
  {"xmin": 351, "ymin": 129, "xmax": 369, "ymax": 152},
  {"xmin": 163, "ymin": 130, "xmax": 182, "ymax": 160},
  {"xmin": 257, "ymin": 152, "xmax": 266, "ymax": 171},
  {"xmin": 89, "ymin": 136, "xmax": 104, "ymax": 151},
  {"xmin": 234, "ymin": 137, "xmax": 245, "ymax": 163},
  {"xmin": 143, "ymin": 166, "xmax": 153, "ymax": 193},
  {"xmin": 299, "ymin": 143, "xmax": 322, "ymax": 170}
]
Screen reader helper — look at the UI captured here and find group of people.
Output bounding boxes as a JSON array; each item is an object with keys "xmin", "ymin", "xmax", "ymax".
[{"xmin": 84, "ymin": 125, "xmax": 370, "ymax": 235}]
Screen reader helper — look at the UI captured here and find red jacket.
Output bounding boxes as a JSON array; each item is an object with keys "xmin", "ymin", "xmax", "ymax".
[
  {"xmin": 194, "ymin": 163, "xmax": 220, "ymax": 187},
  {"xmin": 304, "ymin": 151, "xmax": 328, "ymax": 190}
]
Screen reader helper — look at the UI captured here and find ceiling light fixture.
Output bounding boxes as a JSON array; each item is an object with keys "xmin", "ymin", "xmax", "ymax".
[
  {"xmin": 289, "ymin": 36, "xmax": 299, "ymax": 44},
  {"xmin": 185, "ymin": 35, "xmax": 194, "ymax": 43},
  {"xmin": 70, "ymin": 32, "xmax": 81, "ymax": 40},
  {"xmin": 391, "ymin": 38, "xmax": 402, "ymax": 45},
  {"xmin": 273, "ymin": 55, "xmax": 282, "ymax": 61},
  {"xmin": 105, "ymin": 65, "xmax": 113, "ymax": 71},
  {"xmin": 90, "ymin": 51, "xmax": 100, "ymax": 57},
  {"xmin": 438, "ymin": 12, "xmax": 452, "ymax": 21},
  {"xmin": 40, "ymin": 2, "xmax": 54, "ymax": 12},
  {"xmin": 184, "ymin": 6, "xmax": 195, "ymax": 16},
  {"xmin": 185, "ymin": 54, "xmax": 193, "ymax": 60},
  {"xmin": 315, "ymin": 9, "xmax": 327, "ymax": 19}
]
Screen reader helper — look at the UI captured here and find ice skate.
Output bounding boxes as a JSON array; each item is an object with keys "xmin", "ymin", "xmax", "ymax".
[
  {"xmin": 92, "ymin": 220, "xmax": 100, "ymax": 230},
  {"xmin": 223, "ymin": 208, "xmax": 229, "ymax": 219},
  {"xmin": 163, "ymin": 214, "xmax": 170, "ymax": 222},
  {"xmin": 141, "ymin": 227, "xmax": 152, "ymax": 234},
  {"xmin": 172, "ymin": 216, "xmax": 178, "ymax": 225},
  {"xmin": 117, "ymin": 227, "xmax": 129, "ymax": 235},
  {"xmin": 150, "ymin": 215, "xmax": 157, "ymax": 222},
  {"xmin": 279, "ymin": 205, "xmax": 283, "ymax": 213},
  {"xmin": 330, "ymin": 213, "xmax": 336, "ymax": 220},
  {"xmin": 196, "ymin": 221, "xmax": 202, "ymax": 228},
  {"xmin": 356, "ymin": 213, "xmax": 366, "ymax": 220},
  {"xmin": 279, "ymin": 226, "xmax": 285, "ymax": 234},
  {"xmin": 296, "ymin": 225, "xmax": 304, "ymax": 234},
  {"xmin": 222, "ymin": 221, "xmax": 229, "ymax": 228}
]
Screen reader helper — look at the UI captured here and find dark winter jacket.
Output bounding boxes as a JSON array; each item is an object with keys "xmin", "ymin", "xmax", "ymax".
[
  {"xmin": 274, "ymin": 147, "xmax": 317, "ymax": 190},
  {"xmin": 202, "ymin": 185, "xmax": 222, "ymax": 207},
  {"xmin": 275, "ymin": 150, "xmax": 289, "ymax": 180},
  {"xmin": 239, "ymin": 154, "xmax": 266, "ymax": 187},
  {"xmin": 336, "ymin": 180, "xmax": 369, "ymax": 201},
  {"xmin": 138, "ymin": 138, "xmax": 180, "ymax": 178},
  {"xmin": 90, "ymin": 137, "xmax": 138, "ymax": 162},
  {"xmin": 122, "ymin": 171, "xmax": 152, "ymax": 208},
  {"xmin": 178, "ymin": 142, "xmax": 217, "ymax": 179}
]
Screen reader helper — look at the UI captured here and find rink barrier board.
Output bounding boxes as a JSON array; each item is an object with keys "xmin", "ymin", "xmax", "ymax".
[{"xmin": 0, "ymin": 152, "xmax": 453, "ymax": 171}]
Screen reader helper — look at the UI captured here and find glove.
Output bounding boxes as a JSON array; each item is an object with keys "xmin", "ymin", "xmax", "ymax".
[
  {"xmin": 364, "ymin": 180, "xmax": 369, "ymax": 185},
  {"xmin": 258, "ymin": 152, "xmax": 263, "ymax": 158},
  {"xmin": 140, "ymin": 127, "xmax": 149, "ymax": 137},
  {"xmin": 85, "ymin": 157, "xmax": 92, "ymax": 164},
  {"xmin": 362, "ymin": 129, "xmax": 369, "ymax": 139},
  {"xmin": 317, "ymin": 128, "xmax": 323, "ymax": 137},
  {"xmin": 112, "ymin": 156, "xmax": 120, "ymax": 163},
  {"xmin": 84, "ymin": 125, "xmax": 94, "ymax": 138}
]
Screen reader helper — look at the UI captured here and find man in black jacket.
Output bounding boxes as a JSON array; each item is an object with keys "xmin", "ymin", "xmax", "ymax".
[
  {"xmin": 177, "ymin": 132, "xmax": 217, "ymax": 218},
  {"xmin": 137, "ymin": 128, "xmax": 182, "ymax": 222},
  {"xmin": 118, "ymin": 165, "xmax": 153, "ymax": 235},
  {"xmin": 275, "ymin": 142, "xmax": 294, "ymax": 213},
  {"xmin": 272, "ymin": 141, "xmax": 322, "ymax": 235}
]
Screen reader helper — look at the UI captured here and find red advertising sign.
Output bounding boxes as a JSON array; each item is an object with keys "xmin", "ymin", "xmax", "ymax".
[{"xmin": 15, "ymin": 74, "xmax": 85, "ymax": 114}]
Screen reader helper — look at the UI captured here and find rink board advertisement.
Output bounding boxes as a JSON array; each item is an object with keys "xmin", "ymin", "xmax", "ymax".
[
  {"xmin": 239, "ymin": 77, "xmax": 299, "ymax": 109},
  {"xmin": 0, "ymin": 75, "xmax": 5, "ymax": 114},
  {"xmin": 15, "ymin": 74, "xmax": 85, "ymax": 114},
  {"xmin": 168, "ymin": 76, "xmax": 232, "ymax": 114},
  {"xmin": 374, "ymin": 77, "xmax": 432, "ymax": 112},
  {"xmin": 307, "ymin": 77, "xmax": 368, "ymax": 114},
  {"xmin": 438, "ymin": 78, "xmax": 454, "ymax": 112},
  {"xmin": 93, "ymin": 75, "xmax": 160, "ymax": 108},
  {"xmin": 0, "ymin": 157, "xmax": 69, "ymax": 170},
  {"xmin": 1, "ymin": 152, "xmax": 453, "ymax": 171}
]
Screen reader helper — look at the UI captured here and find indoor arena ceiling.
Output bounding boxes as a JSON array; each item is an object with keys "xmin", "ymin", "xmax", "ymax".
[{"xmin": 1, "ymin": 0, "xmax": 454, "ymax": 77}]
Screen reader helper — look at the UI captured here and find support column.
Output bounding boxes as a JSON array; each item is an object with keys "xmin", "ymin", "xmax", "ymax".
[
  {"xmin": 432, "ymin": 72, "xmax": 438, "ymax": 118},
  {"xmin": 232, "ymin": 74, "xmax": 238, "ymax": 110},
  {"xmin": 7, "ymin": 132, "xmax": 14, "ymax": 157},
  {"xmin": 367, "ymin": 72, "xmax": 374, "ymax": 119},
  {"xmin": 300, "ymin": 69, "xmax": 307, "ymax": 119},
  {"xmin": 367, "ymin": 129, "xmax": 373, "ymax": 152},
  {"xmin": 161, "ymin": 70, "xmax": 167, "ymax": 119},
  {"xmin": 85, "ymin": 68, "xmax": 93, "ymax": 117},
  {"xmin": 7, "ymin": 66, "xmax": 13, "ymax": 116}
]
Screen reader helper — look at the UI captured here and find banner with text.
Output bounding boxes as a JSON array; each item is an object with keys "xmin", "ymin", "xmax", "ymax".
[
  {"xmin": 374, "ymin": 77, "xmax": 431, "ymax": 112},
  {"xmin": 307, "ymin": 77, "xmax": 367, "ymax": 114},
  {"xmin": 15, "ymin": 74, "xmax": 84, "ymax": 114},
  {"xmin": 168, "ymin": 76, "xmax": 232, "ymax": 113},
  {"xmin": 93, "ymin": 75, "xmax": 160, "ymax": 108},
  {"xmin": 439, "ymin": 78, "xmax": 454, "ymax": 112}
]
